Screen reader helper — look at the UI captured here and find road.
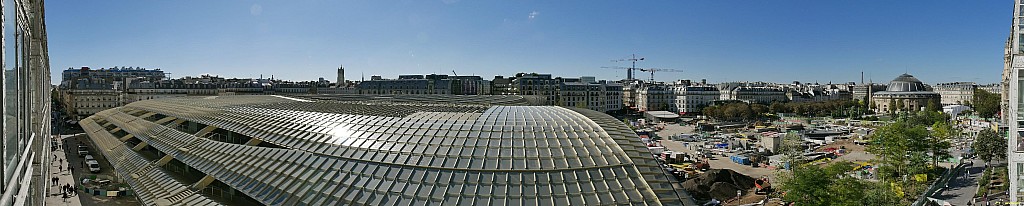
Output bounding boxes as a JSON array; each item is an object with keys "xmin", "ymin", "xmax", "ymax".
[
  {"xmin": 932, "ymin": 123, "xmax": 984, "ymax": 205},
  {"xmin": 932, "ymin": 159, "xmax": 981, "ymax": 205},
  {"xmin": 66, "ymin": 133, "xmax": 141, "ymax": 206}
]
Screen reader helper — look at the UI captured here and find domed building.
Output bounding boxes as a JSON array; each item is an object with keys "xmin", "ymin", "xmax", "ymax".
[{"xmin": 872, "ymin": 73, "xmax": 941, "ymax": 113}]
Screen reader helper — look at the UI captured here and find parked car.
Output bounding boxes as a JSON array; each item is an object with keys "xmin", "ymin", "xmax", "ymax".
[
  {"xmin": 86, "ymin": 160, "xmax": 100, "ymax": 173},
  {"xmin": 77, "ymin": 145, "xmax": 89, "ymax": 156},
  {"xmin": 84, "ymin": 155, "xmax": 95, "ymax": 162}
]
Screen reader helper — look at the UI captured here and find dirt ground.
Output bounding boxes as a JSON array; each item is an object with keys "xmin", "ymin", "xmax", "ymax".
[{"xmin": 813, "ymin": 139, "xmax": 865, "ymax": 153}]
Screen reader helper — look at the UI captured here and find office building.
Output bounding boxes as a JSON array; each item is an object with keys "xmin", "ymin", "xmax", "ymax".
[
  {"xmin": 61, "ymin": 66, "xmax": 165, "ymax": 86},
  {"xmin": 3, "ymin": 0, "xmax": 53, "ymax": 205},
  {"xmin": 80, "ymin": 95, "xmax": 696, "ymax": 205},
  {"xmin": 934, "ymin": 82, "xmax": 978, "ymax": 106},
  {"xmin": 510, "ymin": 73, "xmax": 559, "ymax": 103},
  {"xmin": 728, "ymin": 86, "xmax": 786, "ymax": 104},
  {"xmin": 671, "ymin": 85, "xmax": 719, "ymax": 115},
  {"xmin": 556, "ymin": 77, "xmax": 621, "ymax": 113},
  {"xmin": 1007, "ymin": 0, "xmax": 1024, "ymax": 201},
  {"xmin": 979, "ymin": 83, "xmax": 1002, "ymax": 95},
  {"xmin": 635, "ymin": 84, "xmax": 674, "ymax": 112},
  {"xmin": 852, "ymin": 83, "xmax": 887, "ymax": 102}
]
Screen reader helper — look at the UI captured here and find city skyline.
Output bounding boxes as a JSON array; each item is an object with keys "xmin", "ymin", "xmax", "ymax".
[{"xmin": 48, "ymin": 1, "xmax": 1007, "ymax": 85}]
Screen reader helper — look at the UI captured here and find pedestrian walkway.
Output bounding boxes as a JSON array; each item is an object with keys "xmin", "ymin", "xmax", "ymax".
[
  {"xmin": 933, "ymin": 159, "xmax": 981, "ymax": 205},
  {"xmin": 44, "ymin": 135, "xmax": 82, "ymax": 206}
]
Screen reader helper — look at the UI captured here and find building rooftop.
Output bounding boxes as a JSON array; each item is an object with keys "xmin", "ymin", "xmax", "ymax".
[
  {"xmin": 885, "ymin": 73, "xmax": 928, "ymax": 92},
  {"xmin": 82, "ymin": 95, "xmax": 696, "ymax": 205}
]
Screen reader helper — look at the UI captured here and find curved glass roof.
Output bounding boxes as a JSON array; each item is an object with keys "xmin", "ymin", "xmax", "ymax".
[{"xmin": 82, "ymin": 95, "xmax": 696, "ymax": 206}]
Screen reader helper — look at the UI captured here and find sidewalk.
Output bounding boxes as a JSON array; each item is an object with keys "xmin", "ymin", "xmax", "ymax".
[
  {"xmin": 44, "ymin": 135, "xmax": 82, "ymax": 206},
  {"xmin": 932, "ymin": 159, "xmax": 982, "ymax": 205}
]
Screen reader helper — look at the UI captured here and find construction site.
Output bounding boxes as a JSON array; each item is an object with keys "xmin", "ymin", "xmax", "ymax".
[{"xmin": 632, "ymin": 118, "xmax": 880, "ymax": 205}]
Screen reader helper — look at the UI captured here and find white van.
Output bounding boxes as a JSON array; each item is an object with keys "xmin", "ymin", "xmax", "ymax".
[{"xmin": 86, "ymin": 160, "xmax": 100, "ymax": 173}]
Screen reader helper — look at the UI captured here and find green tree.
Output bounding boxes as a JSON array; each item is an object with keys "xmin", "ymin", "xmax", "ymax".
[
  {"xmin": 770, "ymin": 102, "xmax": 790, "ymax": 113},
  {"xmin": 778, "ymin": 162, "xmax": 901, "ymax": 205},
  {"xmin": 867, "ymin": 120, "xmax": 931, "ymax": 181},
  {"xmin": 973, "ymin": 89, "xmax": 1000, "ymax": 119},
  {"xmin": 926, "ymin": 98, "xmax": 940, "ymax": 112},
  {"xmin": 928, "ymin": 121, "xmax": 955, "ymax": 167},
  {"xmin": 973, "ymin": 129, "xmax": 1007, "ymax": 165}
]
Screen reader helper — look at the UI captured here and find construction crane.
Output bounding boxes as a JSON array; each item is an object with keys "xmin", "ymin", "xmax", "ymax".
[
  {"xmin": 611, "ymin": 54, "xmax": 644, "ymax": 81},
  {"xmin": 637, "ymin": 68, "xmax": 683, "ymax": 83}
]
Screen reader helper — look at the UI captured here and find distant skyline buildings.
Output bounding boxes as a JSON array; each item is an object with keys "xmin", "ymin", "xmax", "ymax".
[{"xmin": 47, "ymin": 1, "xmax": 1006, "ymax": 85}]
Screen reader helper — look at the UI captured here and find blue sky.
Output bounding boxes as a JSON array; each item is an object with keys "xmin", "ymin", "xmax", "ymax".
[{"xmin": 47, "ymin": 1, "xmax": 1010, "ymax": 85}]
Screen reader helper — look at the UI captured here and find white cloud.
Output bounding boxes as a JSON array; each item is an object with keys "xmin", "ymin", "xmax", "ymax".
[
  {"xmin": 250, "ymin": 4, "xmax": 263, "ymax": 16},
  {"xmin": 528, "ymin": 11, "xmax": 539, "ymax": 20}
]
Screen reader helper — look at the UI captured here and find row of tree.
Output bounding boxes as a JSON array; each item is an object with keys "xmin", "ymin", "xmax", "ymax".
[
  {"xmin": 700, "ymin": 102, "xmax": 771, "ymax": 121},
  {"xmin": 701, "ymin": 99, "xmax": 874, "ymax": 121},
  {"xmin": 768, "ymin": 99, "xmax": 869, "ymax": 117}
]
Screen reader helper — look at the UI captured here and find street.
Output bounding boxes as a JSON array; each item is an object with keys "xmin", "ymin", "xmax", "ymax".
[
  {"xmin": 933, "ymin": 160, "xmax": 982, "ymax": 205},
  {"xmin": 65, "ymin": 133, "xmax": 140, "ymax": 206}
]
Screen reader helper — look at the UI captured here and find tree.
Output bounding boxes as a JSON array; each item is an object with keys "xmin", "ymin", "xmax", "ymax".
[
  {"xmin": 973, "ymin": 89, "xmax": 1000, "ymax": 119},
  {"xmin": 926, "ymin": 98, "xmax": 940, "ymax": 112},
  {"xmin": 779, "ymin": 163, "xmax": 858, "ymax": 205},
  {"xmin": 867, "ymin": 120, "xmax": 931, "ymax": 181},
  {"xmin": 778, "ymin": 162, "xmax": 901, "ymax": 205},
  {"xmin": 973, "ymin": 129, "xmax": 1007, "ymax": 165},
  {"xmin": 770, "ymin": 102, "xmax": 790, "ymax": 113},
  {"xmin": 928, "ymin": 122, "xmax": 955, "ymax": 167}
]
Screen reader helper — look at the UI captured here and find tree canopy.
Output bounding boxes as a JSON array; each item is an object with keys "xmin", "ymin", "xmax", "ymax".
[
  {"xmin": 973, "ymin": 129, "xmax": 1007, "ymax": 164},
  {"xmin": 778, "ymin": 162, "xmax": 901, "ymax": 205},
  {"xmin": 972, "ymin": 89, "xmax": 1000, "ymax": 119}
]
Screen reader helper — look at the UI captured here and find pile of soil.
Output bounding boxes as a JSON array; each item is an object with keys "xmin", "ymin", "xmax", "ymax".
[{"xmin": 681, "ymin": 169, "xmax": 756, "ymax": 201}]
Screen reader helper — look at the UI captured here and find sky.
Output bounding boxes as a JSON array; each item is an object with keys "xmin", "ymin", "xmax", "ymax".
[{"xmin": 47, "ymin": 0, "xmax": 1011, "ymax": 85}]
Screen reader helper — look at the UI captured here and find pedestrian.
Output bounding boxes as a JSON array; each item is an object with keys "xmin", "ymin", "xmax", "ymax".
[
  {"xmin": 72, "ymin": 185, "xmax": 77, "ymax": 196},
  {"xmin": 58, "ymin": 165, "xmax": 61, "ymax": 172},
  {"xmin": 58, "ymin": 158, "xmax": 62, "ymax": 165},
  {"xmin": 61, "ymin": 191, "xmax": 68, "ymax": 202}
]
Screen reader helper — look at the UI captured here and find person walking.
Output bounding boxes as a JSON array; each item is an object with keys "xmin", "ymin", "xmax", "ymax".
[{"xmin": 61, "ymin": 191, "xmax": 68, "ymax": 202}]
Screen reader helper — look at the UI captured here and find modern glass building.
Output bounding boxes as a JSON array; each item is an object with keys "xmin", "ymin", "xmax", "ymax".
[
  {"xmin": 2, "ymin": 0, "xmax": 52, "ymax": 205},
  {"xmin": 81, "ymin": 95, "xmax": 697, "ymax": 205},
  {"xmin": 1011, "ymin": 0, "xmax": 1024, "ymax": 202}
]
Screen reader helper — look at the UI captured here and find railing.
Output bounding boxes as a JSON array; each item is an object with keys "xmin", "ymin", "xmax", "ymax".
[{"xmin": 913, "ymin": 162, "xmax": 965, "ymax": 206}]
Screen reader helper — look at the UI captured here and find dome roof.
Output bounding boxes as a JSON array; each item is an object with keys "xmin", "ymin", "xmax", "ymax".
[{"xmin": 886, "ymin": 73, "xmax": 927, "ymax": 92}]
